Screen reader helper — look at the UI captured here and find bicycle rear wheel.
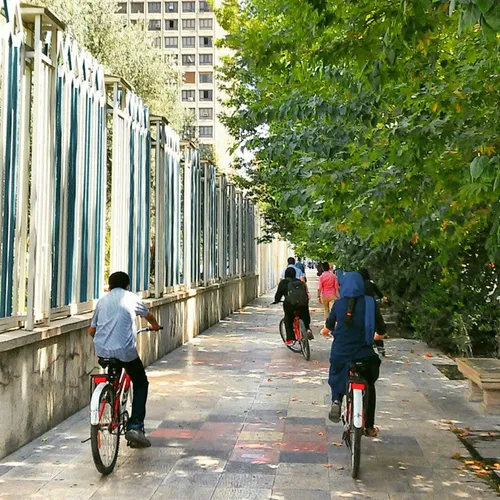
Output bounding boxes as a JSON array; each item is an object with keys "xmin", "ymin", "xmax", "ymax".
[
  {"xmin": 91, "ymin": 385, "xmax": 120, "ymax": 475},
  {"xmin": 351, "ymin": 426, "xmax": 362, "ymax": 479},
  {"xmin": 279, "ymin": 318, "xmax": 301, "ymax": 353},
  {"xmin": 298, "ymin": 319, "xmax": 310, "ymax": 360}
]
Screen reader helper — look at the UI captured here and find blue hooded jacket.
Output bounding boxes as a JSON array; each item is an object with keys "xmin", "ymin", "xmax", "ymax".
[{"xmin": 325, "ymin": 272, "xmax": 378, "ymax": 363}]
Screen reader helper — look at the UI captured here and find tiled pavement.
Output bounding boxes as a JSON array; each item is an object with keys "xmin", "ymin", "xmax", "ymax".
[{"xmin": 1, "ymin": 285, "xmax": 499, "ymax": 499}]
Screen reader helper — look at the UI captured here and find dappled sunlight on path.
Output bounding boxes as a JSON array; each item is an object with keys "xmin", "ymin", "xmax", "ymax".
[{"xmin": 0, "ymin": 285, "xmax": 499, "ymax": 499}]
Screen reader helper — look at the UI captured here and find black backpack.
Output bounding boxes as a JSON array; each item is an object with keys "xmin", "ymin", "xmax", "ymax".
[{"xmin": 286, "ymin": 280, "xmax": 308, "ymax": 308}]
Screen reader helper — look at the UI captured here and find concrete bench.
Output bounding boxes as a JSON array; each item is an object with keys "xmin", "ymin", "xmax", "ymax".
[{"xmin": 456, "ymin": 358, "xmax": 500, "ymax": 413}]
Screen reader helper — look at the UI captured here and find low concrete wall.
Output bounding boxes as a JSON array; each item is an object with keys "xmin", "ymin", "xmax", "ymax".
[{"xmin": 0, "ymin": 275, "xmax": 259, "ymax": 459}]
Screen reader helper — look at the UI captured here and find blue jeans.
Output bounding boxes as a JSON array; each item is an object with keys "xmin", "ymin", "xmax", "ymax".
[{"xmin": 122, "ymin": 357, "xmax": 149, "ymax": 430}]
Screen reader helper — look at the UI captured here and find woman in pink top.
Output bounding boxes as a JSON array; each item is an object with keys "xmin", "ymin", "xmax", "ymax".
[{"xmin": 317, "ymin": 262, "xmax": 339, "ymax": 319}]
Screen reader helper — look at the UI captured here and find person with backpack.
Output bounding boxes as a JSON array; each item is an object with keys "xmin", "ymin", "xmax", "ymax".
[
  {"xmin": 320, "ymin": 272, "xmax": 387, "ymax": 437},
  {"xmin": 274, "ymin": 266, "xmax": 312, "ymax": 344}
]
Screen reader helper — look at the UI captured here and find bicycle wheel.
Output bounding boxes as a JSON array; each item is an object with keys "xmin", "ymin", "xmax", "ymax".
[
  {"xmin": 279, "ymin": 318, "xmax": 301, "ymax": 353},
  {"xmin": 351, "ymin": 426, "xmax": 362, "ymax": 479},
  {"xmin": 91, "ymin": 385, "xmax": 120, "ymax": 475},
  {"xmin": 298, "ymin": 319, "xmax": 310, "ymax": 361}
]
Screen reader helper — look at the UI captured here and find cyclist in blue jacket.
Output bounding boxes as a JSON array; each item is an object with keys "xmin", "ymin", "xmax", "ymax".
[{"xmin": 321, "ymin": 272, "xmax": 386, "ymax": 437}]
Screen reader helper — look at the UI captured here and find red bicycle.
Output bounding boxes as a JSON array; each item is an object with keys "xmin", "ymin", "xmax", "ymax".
[
  {"xmin": 89, "ymin": 327, "xmax": 161, "ymax": 474},
  {"xmin": 279, "ymin": 311, "xmax": 311, "ymax": 361}
]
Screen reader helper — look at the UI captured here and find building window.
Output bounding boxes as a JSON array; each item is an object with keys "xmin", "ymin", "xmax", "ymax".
[
  {"xmin": 199, "ymin": 18, "xmax": 212, "ymax": 30},
  {"xmin": 182, "ymin": 18, "xmax": 196, "ymax": 30},
  {"xmin": 165, "ymin": 36, "xmax": 178, "ymax": 48},
  {"xmin": 117, "ymin": 3, "xmax": 127, "ymax": 13},
  {"xmin": 165, "ymin": 1, "xmax": 178, "ymax": 12},
  {"xmin": 183, "ymin": 126, "xmax": 196, "ymax": 139},
  {"xmin": 148, "ymin": 19, "xmax": 161, "ymax": 30},
  {"xmin": 152, "ymin": 37, "xmax": 162, "ymax": 48},
  {"xmin": 199, "ymin": 71, "xmax": 213, "ymax": 83},
  {"xmin": 199, "ymin": 1, "xmax": 211, "ymax": 12},
  {"xmin": 182, "ymin": 90, "xmax": 196, "ymax": 102},
  {"xmin": 184, "ymin": 71, "xmax": 196, "ymax": 84},
  {"xmin": 148, "ymin": 2, "xmax": 161, "ymax": 13},
  {"xmin": 199, "ymin": 107, "xmax": 213, "ymax": 120},
  {"xmin": 199, "ymin": 89, "xmax": 213, "ymax": 101},
  {"xmin": 199, "ymin": 54, "xmax": 213, "ymax": 65},
  {"xmin": 199, "ymin": 126, "xmax": 213, "ymax": 137},
  {"xmin": 182, "ymin": 54, "xmax": 195, "ymax": 65},
  {"xmin": 165, "ymin": 19, "xmax": 178, "ymax": 30},
  {"xmin": 199, "ymin": 36, "xmax": 212, "ymax": 48},
  {"xmin": 182, "ymin": 1, "xmax": 195, "ymax": 12},
  {"xmin": 130, "ymin": 2, "xmax": 145, "ymax": 13},
  {"xmin": 182, "ymin": 36, "xmax": 196, "ymax": 48}
]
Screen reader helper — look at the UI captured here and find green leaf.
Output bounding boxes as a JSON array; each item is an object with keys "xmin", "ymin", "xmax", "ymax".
[
  {"xmin": 470, "ymin": 156, "xmax": 489, "ymax": 180},
  {"xmin": 483, "ymin": 4, "xmax": 500, "ymax": 29},
  {"xmin": 475, "ymin": 0, "xmax": 495, "ymax": 14},
  {"xmin": 493, "ymin": 175, "xmax": 500, "ymax": 192}
]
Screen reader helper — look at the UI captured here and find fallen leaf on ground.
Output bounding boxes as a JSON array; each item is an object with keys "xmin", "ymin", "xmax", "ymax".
[
  {"xmin": 401, "ymin": 399, "xmax": 409, "ymax": 402},
  {"xmin": 424, "ymin": 352, "xmax": 433, "ymax": 358},
  {"xmin": 291, "ymin": 398, "xmax": 297, "ymax": 402},
  {"xmin": 399, "ymin": 466, "xmax": 407, "ymax": 470},
  {"xmin": 267, "ymin": 378, "xmax": 272, "ymax": 382},
  {"xmin": 410, "ymin": 349, "xmax": 415, "ymax": 354},
  {"xmin": 317, "ymin": 432, "xmax": 324, "ymax": 436},
  {"xmin": 266, "ymin": 393, "xmax": 272, "ymax": 396},
  {"xmin": 336, "ymin": 466, "xmax": 344, "ymax": 470},
  {"xmin": 324, "ymin": 464, "xmax": 333, "ymax": 468},
  {"xmin": 451, "ymin": 452, "xmax": 461, "ymax": 460},
  {"xmin": 332, "ymin": 442, "xmax": 343, "ymax": 447},
  {"xmin": 276, "ymin": 411, "xmax": 282, "ymax": 414}
]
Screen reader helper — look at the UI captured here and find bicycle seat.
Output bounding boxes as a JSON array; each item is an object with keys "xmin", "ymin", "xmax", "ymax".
[{"xmin": 98, "ymin": 358, "xmax": 122, "ymax": 369}]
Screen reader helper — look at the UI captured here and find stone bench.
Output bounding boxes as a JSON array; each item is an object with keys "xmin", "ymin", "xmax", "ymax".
[{"xmin": 456, "ymin": 358, "xmax": 500, "ymax": 413}]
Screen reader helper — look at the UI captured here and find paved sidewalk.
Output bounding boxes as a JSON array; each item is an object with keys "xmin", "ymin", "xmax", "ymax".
[{"xmin": 0, "ymin": 289, "xmax": 499, "ymax": 499}]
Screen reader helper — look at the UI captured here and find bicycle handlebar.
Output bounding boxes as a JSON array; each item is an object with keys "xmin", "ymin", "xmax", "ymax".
[{"xmin": 137, "ymin": 326, "xmax": 164, "ymax": 334}]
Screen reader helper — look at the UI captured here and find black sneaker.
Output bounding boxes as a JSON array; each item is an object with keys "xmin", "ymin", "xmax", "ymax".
[
  {"xmin": 328, "ymin": 402, "xmax": 341, "ymax": 423},
  {"xmin": 125, "ymin": 429, "xmax": 151, "ymax": 448}
]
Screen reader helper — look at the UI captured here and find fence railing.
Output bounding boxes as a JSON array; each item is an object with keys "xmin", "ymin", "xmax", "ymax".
[{"xmin": 0, "ymin": 1, "xmax": 258, "ymax": 333}]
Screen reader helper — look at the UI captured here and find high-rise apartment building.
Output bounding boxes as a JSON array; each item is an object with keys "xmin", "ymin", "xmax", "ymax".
[{"xmin": 117, "ymin": 0, "xmax": 232, "ymax": 169}]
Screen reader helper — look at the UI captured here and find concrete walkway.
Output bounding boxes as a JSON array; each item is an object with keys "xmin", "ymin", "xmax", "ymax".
[{"xmin": 0, "ymin": 288, "xmax": 499, "ymax": 499}]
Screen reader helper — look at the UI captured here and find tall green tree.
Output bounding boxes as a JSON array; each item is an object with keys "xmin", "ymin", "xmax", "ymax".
[{"xmin": 217, "ymin": 0, "xmax": 500, "ymax": 354}]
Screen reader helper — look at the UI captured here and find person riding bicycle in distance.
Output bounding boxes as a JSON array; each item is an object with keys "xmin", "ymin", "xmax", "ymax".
[
  {"xmin": 88, "ymin": 271, "xmax": 161, "ymax": 448},
  {"xmin": 274, "ymin": 266, "xmax": 313, "ymax": 344},
  {"xmin": 321, "ymin": 271, "xmax": 386, "ymax": 437}
]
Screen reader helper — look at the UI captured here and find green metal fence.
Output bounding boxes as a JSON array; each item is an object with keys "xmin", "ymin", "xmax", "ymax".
[{"xmin": 0, "ymin": 1, "xmax": 258, "ymax": 333}]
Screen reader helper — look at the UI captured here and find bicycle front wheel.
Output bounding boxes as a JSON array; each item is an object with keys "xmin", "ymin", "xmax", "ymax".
[
  {"xmin": 91, "ymin": 385, "xmax": 120, "ymax": 475},
  {"xmin": 299, "ymin": 320, "xmax": 311, "ymax": 361}
]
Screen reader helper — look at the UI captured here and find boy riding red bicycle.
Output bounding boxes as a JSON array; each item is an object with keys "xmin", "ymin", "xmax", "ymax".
[{"xmin": 89, "ymin": 271, "xmax": 161, "ymax": 448}]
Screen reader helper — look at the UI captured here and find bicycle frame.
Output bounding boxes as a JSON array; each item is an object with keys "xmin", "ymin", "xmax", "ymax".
[
  {"xmin": 343, "ymin": 368, "xmax": 367, "ymax": 434},
  {"xmin": 292, "ymin": 313, "xmax": 303, "ymax": 341},
  {"xmin": 90, "ymin": 367, "xmax": 131, "ymax": 434}
]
